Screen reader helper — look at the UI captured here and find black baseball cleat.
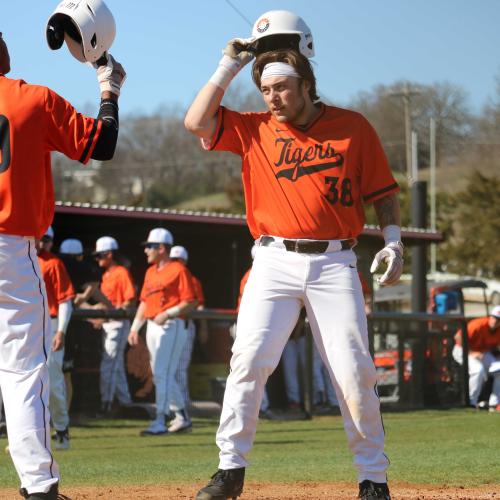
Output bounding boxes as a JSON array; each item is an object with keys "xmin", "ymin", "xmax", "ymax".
[
  {"xmin": 358, "ymin": 480, "xmax": 391, "ymax": 500},
  {"xmin": 19, "ymin": 483, "xmax": 67, "ymax": 499},
  {"xmin": 196, "ymin": 468, "xmax": 245, "ymax": 500}
]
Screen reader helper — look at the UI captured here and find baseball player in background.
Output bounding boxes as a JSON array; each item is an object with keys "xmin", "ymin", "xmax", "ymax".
[
  {"xmin": 0, "ymin": 19, "xmax": 125, "ymax": 499},
  {"xmin": 128, "ymin": 229, "xmax": 197, "ymax": 436},
  {"xmin": 169, "ymin": 245, "xmax": 208, "ymax": 421},
  {"xmin": 185, "ymin": 10, "xmax": 403, "ymax": 500},
  {"xmin": 453, "ymin": 306, "xmax": 500, "ymax": 411},
  {"xmin": 94, "ymin": 236, "xmax": 135, "ymax": 414},
  {"xmin": 36, "ymin": 227, "xmax": 75, "ymax": 451}
]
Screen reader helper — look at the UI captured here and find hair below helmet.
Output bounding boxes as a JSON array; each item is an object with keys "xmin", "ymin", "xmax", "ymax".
[
  {"xmin": 46, "ymin": 0, "xmax": 116, "ymax": 63},
  {"xmin": 251, "ymin": 10, "xmax": 314, "ymax": 58}
]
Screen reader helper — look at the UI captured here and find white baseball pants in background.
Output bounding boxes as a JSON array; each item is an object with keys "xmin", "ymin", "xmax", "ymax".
[
  {"xmin": 453, "ymin": 345, "xmax": 500, "ymax": 407},
  {"xmin": 282, "ymin": 336, "xmax": 306, "ymax": 405},
  {"xmin": 0, "ymin": 234, "xmax": 59, "ymax": 494},
  {"xmin": 100, "ymin": 319, "xmax": 132, "ymax": 407},
  {"xmin": 175, "ymin": 318, "xmax": 196, "ymax": 406},
  {"xmin": 146, "ymin": 319, "xmax": 187, "ymax": 415},
  {"xmin": 48, "ymin": 318, "xmax": 69, "ymax": 432},
  {"xmin": 216, "ymin": 243, "xmax": 389, "ymax": 483}
]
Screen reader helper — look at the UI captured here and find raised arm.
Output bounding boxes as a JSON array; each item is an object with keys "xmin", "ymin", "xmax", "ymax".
[
  {"xmin": 370, "ymin": 193, "xmax": 404, "ymax": 286},
  {"xmin": 184, "ymin": 38, "xmax": 254, "ymax": 141}
]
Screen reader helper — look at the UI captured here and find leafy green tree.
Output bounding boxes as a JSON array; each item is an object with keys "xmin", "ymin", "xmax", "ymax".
[{"xmin": 438, "ymin": 171, "xmax": 500, "ymax": 278}]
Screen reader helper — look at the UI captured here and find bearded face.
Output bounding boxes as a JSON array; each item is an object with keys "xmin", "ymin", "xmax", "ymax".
[{"xmin": 0, "ymin": 34, "xmax": 11, "ymax": 75}]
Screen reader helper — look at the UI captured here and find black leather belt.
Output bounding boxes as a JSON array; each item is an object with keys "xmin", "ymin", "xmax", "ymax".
[{"xmin": 260, "ymin": 236, "xmax": 354, "ymax": 254}]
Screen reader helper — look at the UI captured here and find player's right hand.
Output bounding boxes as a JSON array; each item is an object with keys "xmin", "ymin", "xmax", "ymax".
[
  {"xmin": 128, "ymin": 330, "xmax": 140, "ymax": 346},
  {"xmin": 95, "ymin": 53, "xmax": 126, "ymax": 97},
  {"xmin": 223, "ymin": 38, "xmax": 255, "ymax": 68}
]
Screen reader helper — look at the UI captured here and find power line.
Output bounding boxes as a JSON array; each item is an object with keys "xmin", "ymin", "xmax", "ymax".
[{"xmin": 224, "ymin": 0, "xmax": 252, "ymax": 26}]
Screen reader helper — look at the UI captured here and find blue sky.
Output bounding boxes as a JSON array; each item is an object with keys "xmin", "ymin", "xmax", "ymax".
[{"xmin": 4, "ymin": 0, "xmax": 500, "ymax": 115}]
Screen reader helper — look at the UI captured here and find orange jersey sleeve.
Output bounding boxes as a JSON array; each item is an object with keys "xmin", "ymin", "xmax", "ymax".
[
  {"xmin": 0, "ymin": 77, "xmax": 102, "ymax": 238},
  {"xmin": 191, "ymin": 275, "xmax": 205, "ymax": 307},
  {"xmin": 38, "ymin": 250, "xmax": 75, "ymax": 317},
  {"xmin": 139, "ymin": 261, "xmax": 196, "ymax": 319},
  {"xmin": 204, "ymin": 104, "xmax": 398, "ymax": 240},
  {"xmin": 100, "ymin": 265, "xmax": 136, "ymax": 308}
]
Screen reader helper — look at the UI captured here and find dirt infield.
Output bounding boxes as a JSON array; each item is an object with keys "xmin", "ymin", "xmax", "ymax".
[{"xmin": 1, "ymin": 482, "xmax": 498, "ymax": 499}]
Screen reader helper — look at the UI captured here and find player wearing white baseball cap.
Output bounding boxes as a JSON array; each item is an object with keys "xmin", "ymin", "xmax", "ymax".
[
  {"xmin": 94, "ymin": 236, "xmax": 135, "ymax": 414},
  {"xmin": 129, "ymin": 230, "xmax": 197, "ymax": 435},
  {"xmin": 453, "ymin": 306, "xmax": 500, "ymax": 412}
]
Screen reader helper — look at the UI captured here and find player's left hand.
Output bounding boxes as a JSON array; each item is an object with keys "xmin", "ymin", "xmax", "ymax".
[
  {"xmin": 370, "ymin": 242, "xmax": 404, "ymax": 286},
  {"xmin": 94, "ymin": 53, "xmax": 126, "ymax": 97},
  {"xmin": 153, "ymin": 311, "xmax": 168, "ymax": 325},
  {"xmin": 51, "ymin": 331, "xmax": 65, "ymax": 352}
]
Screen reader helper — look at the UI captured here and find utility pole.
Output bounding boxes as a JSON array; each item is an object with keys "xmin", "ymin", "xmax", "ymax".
[
  {"xmin": 430, "ymin": 117, "xmax": 437, "ymax": 275},
  {"xmin": 389, "ymin": 82, "xmax": 421, "ymax": 185}
]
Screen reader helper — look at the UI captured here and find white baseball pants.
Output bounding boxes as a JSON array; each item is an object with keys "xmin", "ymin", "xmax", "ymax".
[
  {"xmin": 216, "ymin": 243, "xmax": 389, "ymax": 483},
  {"xmin": 146, "ymin": 319, "xmax": 187, "ymax": 415},
  {"xmin": 282, "ymin": 336, "xmax": 306, "ymax": 404},
  {"xmin": 453, "ymin": 345, "xmax": 500, "ymax": 406},
  {"xmin": 0, "ymin": 234, "xmax": 59, "ymax": 494},
  {"xmin": 48, "ymin": 318, "xmax": 69, "ymax": 432},
  {"xmin": 100, "ymin": 320, "xmax": 132, "ymax": 407},
  {"xmin": 175, "ymin": 319, "xmax": 196, "ymax": 406}
]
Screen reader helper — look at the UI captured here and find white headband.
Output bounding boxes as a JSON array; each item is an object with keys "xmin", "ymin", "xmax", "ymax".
[{"xmin": 261, "ymin": 62, "xmax": 300, "ymax": 81}]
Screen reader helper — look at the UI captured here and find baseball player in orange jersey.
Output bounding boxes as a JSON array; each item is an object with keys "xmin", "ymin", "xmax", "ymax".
[
  {"xmin": 128, "ymin": 229, "xmax": 197, "ymax": 436},
  {"xmin": 453, "ymin": 306, "xmax": 500, "ymax": 411},
  {"xmin": 169, "ymin": 246, "xmax": 207, "ymax": 424},
  {"xmin": 94, "ymin": 236, "xmax": 135, "ymax": 413},
  {"xmin": 186, "ymin": 10, "xmax": 403, "ymax": 500},
  {"xmin": 36, "ymin": 227, "xmax": 75, "ymax": 451},
  {"xmin": 0, "ymin": 27, "xmax": 125, "ymax": 499}
]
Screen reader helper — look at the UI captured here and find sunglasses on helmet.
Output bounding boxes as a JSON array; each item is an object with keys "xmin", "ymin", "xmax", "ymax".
[{"xmin": 144, "ymin": 243, "xmax": 161, "ymax": 249}]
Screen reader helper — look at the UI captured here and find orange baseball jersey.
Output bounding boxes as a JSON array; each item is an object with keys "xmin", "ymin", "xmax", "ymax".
[
  {"xmin": 0, "ymin": 76, "xmax": 102, "ymax": 238},
  {"xmin": 191, "ymin": 275, "xmax": 205, "ymax": 307},
  {"xmin": 459, "ymin": 317, "xmax": 500, "ymax": 353},
  {"xmin": 38, "ymin": 249, "xmax": 75, "ymax": 317},
  {"xmin": 205, "ymin": 104, "xmax": 398, "ymax": 240},
  {"xmin": 100, "ymin": 265, "xmax": 136, "ymax": 308},
  {"xmin": 140, "ymin": 261, "xmax": 195, "ymax": 319}
]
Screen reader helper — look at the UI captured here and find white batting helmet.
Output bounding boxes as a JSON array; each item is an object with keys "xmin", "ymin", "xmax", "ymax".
[
  {"xmin": 251, "ymin": 10, "xmax": 314, "ymax": 58},
  {"xmin": 46, "ymin": 0, "xmax": 116, "ymax": 63}
]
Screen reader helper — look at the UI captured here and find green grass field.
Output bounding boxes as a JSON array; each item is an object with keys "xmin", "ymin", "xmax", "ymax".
[{"xmin": 0, "ymin": 409, "xmax": 499, "ymax": 488}]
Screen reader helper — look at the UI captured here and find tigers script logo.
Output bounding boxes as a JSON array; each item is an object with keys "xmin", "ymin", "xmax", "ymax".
[{"xmin": 274, "ymin": 138, "xmax": 344, "ymax": 182}]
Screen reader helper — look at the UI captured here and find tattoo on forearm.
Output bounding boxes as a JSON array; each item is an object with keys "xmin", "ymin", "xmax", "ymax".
[{"xmin": 373, "ymin": 194, "xmax": 401, "ymax": 228}]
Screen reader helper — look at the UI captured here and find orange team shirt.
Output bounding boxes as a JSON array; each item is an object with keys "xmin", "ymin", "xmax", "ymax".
[
  {"xmin": 205, "ymin": 104, "xmax": 399, "ymax": 240},
  {"xmin": 461, "ymin": 317, "xmax": 500, "ymax": 353},
  {"xmin": 100, "ymin": 265, "xmax": 136, "ymax": 308},
  {"xmin": 191, "ymin": 275, "xmax": 205, "ymax": 307},
  {"xmin": 0, "ymin": 76, "xmax": 102, "ymax": 238},
  {"xmin": 38, "ymin": 249, "xmax": 75, "ymax": 317},
  {"xmin": 140, "ymin": 261, "xmax": 195, "ymax": 319}
]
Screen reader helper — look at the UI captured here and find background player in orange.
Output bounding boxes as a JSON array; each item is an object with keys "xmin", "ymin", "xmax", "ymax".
[
  {"xmin": 128, "ymin": 229, "xmax": 197, "ymax": 436},
  {"xmin": 185, "ymin": 10, "xmax": 402, "ymax": 500},
  {"xmin": 0, "ymin": 24, "xmax": 124, "ymax": 497},
  {"xmin": 453, "ymin": 306, "xmax": 500, "ymax": 411},
  {"xmin": 169, "ymin": 245, "xmax": 208, "ymax": 425},
  {"xmin": 94, "ymin": 236, "xmax": 136, "ymax": 414},
  {"xmin": 36, "ymin": 227, "xmax": 75, "ymax": 451}
]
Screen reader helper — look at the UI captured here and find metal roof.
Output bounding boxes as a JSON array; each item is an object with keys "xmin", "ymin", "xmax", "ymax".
[{"xmin": 55, "ymin": 201, "xmax": 443, "ymax": 241}]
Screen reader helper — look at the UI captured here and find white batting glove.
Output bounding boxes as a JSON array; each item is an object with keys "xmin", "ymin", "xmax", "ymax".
[
  {"xmin": 370, "ymin": 241, "xmax": 404, "ymax": 286},
  {"xmin": 94, "ymin": 53, "xmax": 126, "ymax": 97},
  {"xmin": 210, "ymin": 37, "xmax": 255, "ymax": 91}
]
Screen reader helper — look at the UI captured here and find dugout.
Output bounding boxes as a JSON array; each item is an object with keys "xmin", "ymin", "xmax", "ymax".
[{"xmin": 52, "ymin": 202, "xmax": 443, "ymax": 411}]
